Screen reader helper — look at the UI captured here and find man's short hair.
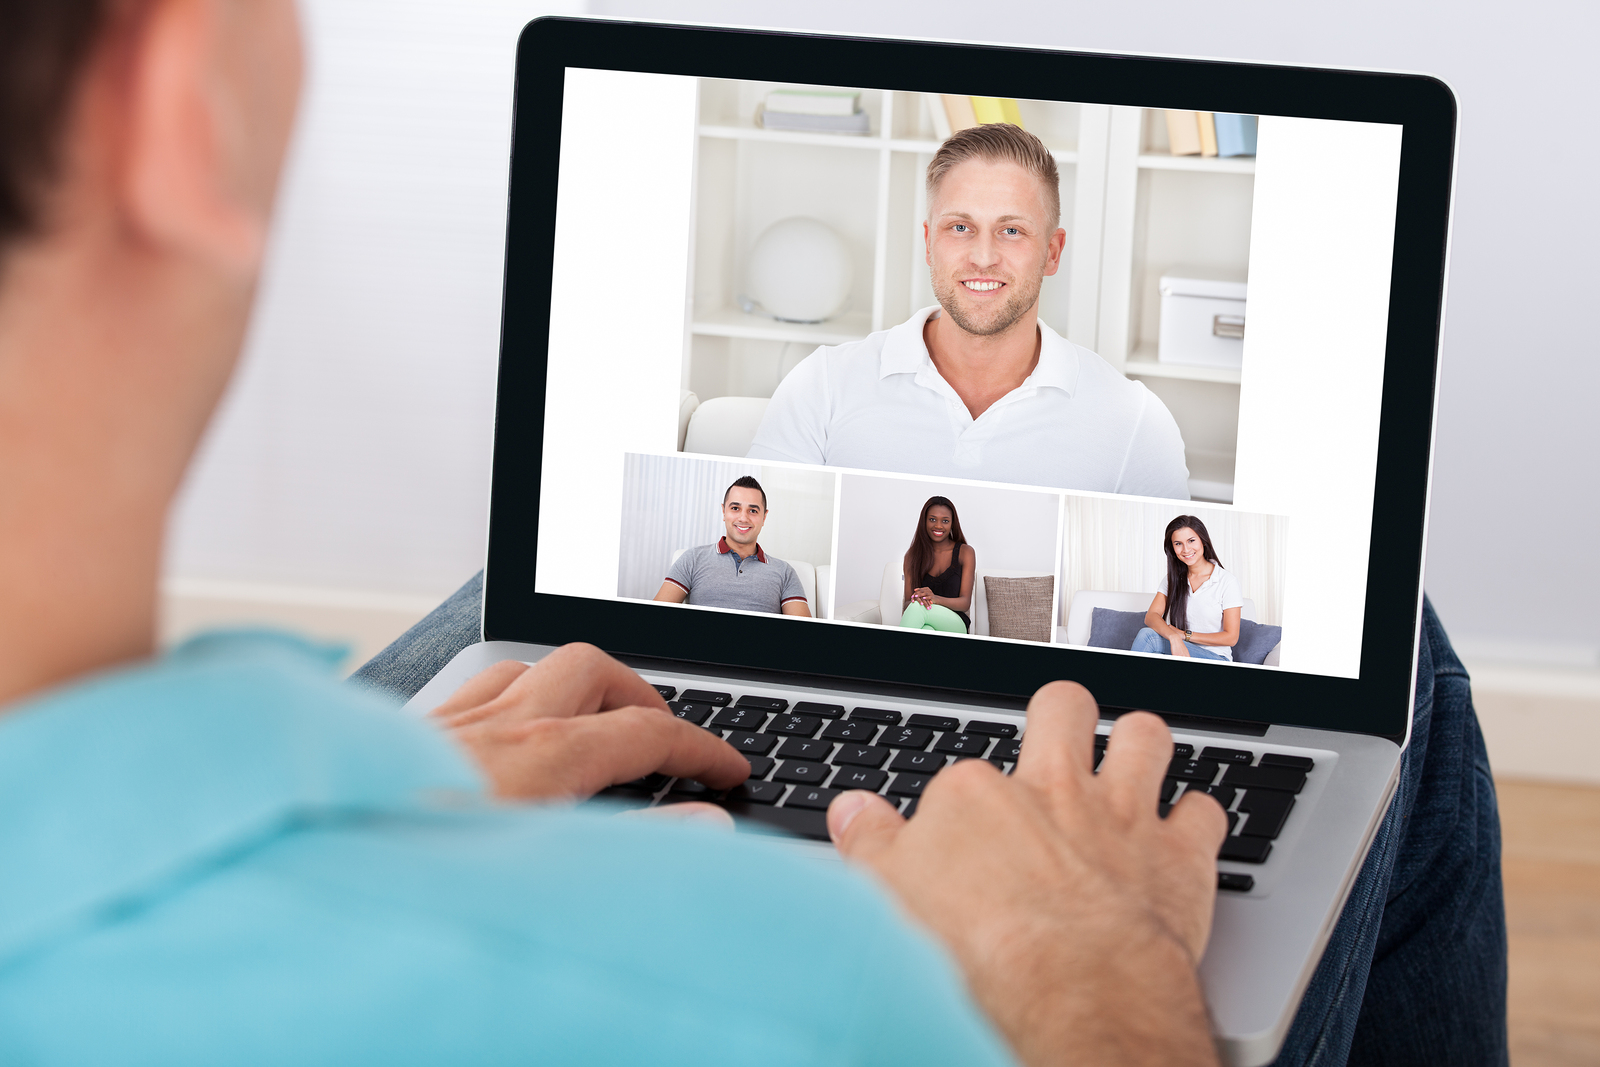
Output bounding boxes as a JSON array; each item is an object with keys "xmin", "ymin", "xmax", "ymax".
[
  {"xmin": 0, "ymin": 0, "xmax": 112, "ymax": 256},
  {"xmin": 723, "ymin": 475, "xmax": 766, "ymax": 510},
  {"xmin": 926, "ymin": 123, "xmax": 1061, "ymax": 233}
]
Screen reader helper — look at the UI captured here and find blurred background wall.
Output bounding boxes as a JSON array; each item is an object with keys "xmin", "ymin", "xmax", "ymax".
[{"xmin": 161, "ymin": 0, "xmax": 1600, "ymax": 776}]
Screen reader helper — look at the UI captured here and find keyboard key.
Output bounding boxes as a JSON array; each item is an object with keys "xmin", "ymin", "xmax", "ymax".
[
  {"xmin": 907, "ymin": 713, "xmax": 961, "ymax": 732},
  {"xmin": 776, "ymin": 737, "xmax": 833, "ymax": 762},
  {"xmin": 1173, "ymin": 743, "xmax": 1195, "ymax": 759},
  {"xmin": 1221, "ymin": 765, "xmax": 1307, "ymax": 795},
  {"xmin": 934, "ymin": 733, "xmax": 991, "ymax": 757},
  {"xmin": 880, "ymin": 726, "xmax": 934, "ymax": 750},
  {"xmin": 887, "ymin": 773, "xmax": 933, "ymax": 798},
  {"xmin": 1157, "ymin": 802, "xmax": 1171, "ymax": 819},
  {"xmin": 1203, "ymin": 785, "xmax": 1237, "ymax": 808},
  {"xmin": 821, "ymin": 720, "xmax": 878, "ymax": 743},
  {"xmin": 1217, "ymin": 872, "xmax": 1255, "ymax": 892},
  {"xmin": 725, "ymin": 801, "xmax": 828, "ymax": 841},
  {"xmin": 743, "ymin": 755, "xmax": 775, "ymax": 778},
  {"xmin": 1238, "ymin": 790, "xmax": 1296, "ymax": 839},
  {"xmin": 1167, "ymin": 758, "xmax": 1221, "ymax": 783},
  {"xmin": 735, "ymin": 695, "xmax": 787, "ymax": 712},
  {"xmin": 1160, "ymin": 778, "xmax": 1180, "ymax": 803},
  {"xmin": 901, "ymin": 798, "xmax": 920, "ymax": 818},
  {"xmin": 670, "ymin": 778, "xmax": 713, "ymax": 796},
  {"xmin": 1260, "ymin": 753, "xmax": 1315, "ymax": 772},
  {"xmin": 589, "ymin": 787, "xmax": 655, "ymax": 809},
  {"xmin": 765, "ymin": 713, "xmax": 823, "ymax": 738},
  {"xmin": 1094, "ymin": 733, "xmax": 1109, "ymax": 747},
  {"xmin": 784, "ymin": 786, "xmax": 840, "ymax": 811},
  {"xmin": 617, "ymin": 773, "xmax": 669, "ymax": 793},
  {"xmin": 681, "ymin": 689, "xmax": 732, "ymax": 706},
  {"xmin": 963, "ymin": 719, "xmax": 1019, "ymax": 738},
  {"xmin": 774, "ymin": 761, "xmax": 832, "ymax": 785},
  {"xmin": 725, "ymin": 730, "xmax": 777, "ymax": 756},
  {"xmin": 988, "ymin": 758, "xmax": 1011, "ymax": 774},
  {"xmin": 992, "ymin": 739, "xmax": 1023, "ymax": 761},
  {"xmin": 832, "ymin": 744, "xmax": 891, "ymax": 769},
  {"xmin": 668, "ymin": 701, "xmax": 714, "ymax": 725},
  {"xmin": 1219, "ymin": 836, "xmax": 1273, "ymax": 863},
  {"xmin": 889, "ymin": 750, "xmax": 946, "ymax": 774},
  {"xmin": 850, "ymin": 707, "xmax": 903, "ymax": 725},
  {"xmin": 1201, "ymin": 746, "xmax": 1255, "ymax": 765},
  {"xmin": 793, "ymin": 701, "xmax": 846, "ymax": 719},
  {"xmin": 729, "ymin": 779, "xmax": 785, "ymax": 804},
  {"xmin": 653, "ymin": 685, "xmax": 676, "ymax": 701},
  {"xmin": 711, "ymin": 706, "xmax": 769, "ymax": 731},
  {"xmin": 830, "ymin": 767, "xmax": 888, "ymax": 792}
]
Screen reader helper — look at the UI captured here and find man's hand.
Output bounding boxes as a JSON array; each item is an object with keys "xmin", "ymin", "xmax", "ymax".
[
  {"xmin": 430, "ymin": 644, "xmax": 750, "ymax": 804},
  {"xmin": 826, "ymin": 681, "xmax": 1228, "ymax": 1067}
]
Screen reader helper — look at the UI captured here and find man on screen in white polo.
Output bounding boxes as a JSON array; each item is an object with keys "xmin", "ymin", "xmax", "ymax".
[
  {"xmin": 654, "ymin": 476, "xmax": 813, "ymax": 616},
  {"xmin": 747, "ymin": 124, "xmax": 1191, "ymax": 500}
]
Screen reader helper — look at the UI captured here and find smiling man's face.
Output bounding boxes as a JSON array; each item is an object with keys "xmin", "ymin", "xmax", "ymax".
[
  {"xmin": 924, "ymin": 158, "xmax": 1065, "ymax": 338},
  {"xmin": 722, "ymin": 487, "xmax": 767, "ymax": 549}
]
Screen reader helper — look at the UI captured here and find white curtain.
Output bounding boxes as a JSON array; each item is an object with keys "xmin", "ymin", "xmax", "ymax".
[
  {"xmin": 616, "ymin": 455, "xmax": 756, "ymax": 600},
  {"xmin": 1064, "ymin": 498, "xmax": 1286, "ymax": 625}
]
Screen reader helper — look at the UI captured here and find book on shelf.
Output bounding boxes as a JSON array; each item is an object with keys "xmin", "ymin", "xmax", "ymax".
[
  {"xmin": 758, "ymin": 108, "xmax": 871, "ymax": 135},
  {"xmin": 1196, "ymin": 112, "xmax": 1219, "ymax": 157},
  {"xmin": 1165, "ymin": 110, "xmax": 1202, "ymax": 155},
  {"xmin": 936, "ymin": 94, "xmax": 1025, "ymax": 139},
  {"xmin": 970, "ymin": 96, "xmax": 1024, "ymax": 126},
  {"xmin": 763, "ymin": 89, "xmax": 860, "ymax": 116},
  {"xmin": 1213, "ymin": 113, "xmax": 1258, "ymax": 157},
  {"xmin": 941, "ymin": 94, "xmax": 978, "ymax": 134}
]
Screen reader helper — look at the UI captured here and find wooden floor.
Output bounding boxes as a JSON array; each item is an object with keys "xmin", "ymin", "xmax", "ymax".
[{"xmin": 1499, "ymin": 779, "xmax": 1600, "ymax": 1065}]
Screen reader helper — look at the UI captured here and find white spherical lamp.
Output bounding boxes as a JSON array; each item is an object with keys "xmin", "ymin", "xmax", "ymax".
[{"xmin": 745, "ymin": 217, "xmax": 853, "ymax": 323}]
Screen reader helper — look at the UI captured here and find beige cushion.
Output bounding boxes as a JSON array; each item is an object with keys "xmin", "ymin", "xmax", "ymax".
[{"xmin": 984, "ymin": 575, "xmax": 1056, "ymax": 643}]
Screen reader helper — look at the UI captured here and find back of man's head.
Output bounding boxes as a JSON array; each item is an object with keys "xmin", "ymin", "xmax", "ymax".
[
  {"xmin": 0, "ymin": 1, "xmax": 112, "ymax": 258},
  {"xmin": 925, "ymin": 123, "xmax": 1061, "ymax": 233}
]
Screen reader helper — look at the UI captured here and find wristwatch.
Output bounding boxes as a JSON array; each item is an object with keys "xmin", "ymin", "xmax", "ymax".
[{"xmin": 1184, "ymin": 629, "xmax": 1192, "ymax": 639}]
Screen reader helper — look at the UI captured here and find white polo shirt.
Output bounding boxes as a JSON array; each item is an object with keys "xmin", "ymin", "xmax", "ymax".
[
  {"xmin": 746, "ymin": 306, "xmax": 1190, "ymax": 498},
  {"xmin": 1160, "ymin": 564, "xmax": 1245, "ymax": 660}
]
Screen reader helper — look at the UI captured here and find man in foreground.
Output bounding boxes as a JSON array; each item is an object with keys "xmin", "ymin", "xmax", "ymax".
[
  {"xmin": 653, "ymin": 475, "xmax": 812, "ymax": 616},
  {"xmin": 0, "ymin": 1, "xmax": 1226, "ymax": 1064},
  {"xmin": 747, "ymin": 123, "xmax": 1191, "ymax": 501}
]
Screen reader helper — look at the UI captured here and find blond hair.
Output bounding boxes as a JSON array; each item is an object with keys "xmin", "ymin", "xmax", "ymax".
[{"xmin": 926, "ymin": 123, "xmax": 1060, "ymax": 232}]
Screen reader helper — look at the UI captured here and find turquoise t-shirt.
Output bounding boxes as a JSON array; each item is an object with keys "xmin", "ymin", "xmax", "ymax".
[{"xmin": 0, "ymin": 631, "xmax": 1015, "ymax": 1066}]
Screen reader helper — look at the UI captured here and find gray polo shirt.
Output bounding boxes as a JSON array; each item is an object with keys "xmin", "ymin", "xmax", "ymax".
[{"xmin": 664, "ymin": 538, "xmax": 808, "ymax": 614}]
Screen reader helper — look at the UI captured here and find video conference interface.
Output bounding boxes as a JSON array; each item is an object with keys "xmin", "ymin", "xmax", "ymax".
[{"xmin": 534, "ymin": 68, "xmax": 1404, "ymax": 681}]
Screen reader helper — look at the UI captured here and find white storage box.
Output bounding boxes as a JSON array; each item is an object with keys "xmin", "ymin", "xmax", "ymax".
[{"xmin": 1158, "ymin": 275, "xmax": 1247, "ymax": 368}]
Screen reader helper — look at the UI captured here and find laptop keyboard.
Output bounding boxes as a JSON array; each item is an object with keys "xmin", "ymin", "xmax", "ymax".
[{"xmin": 590, "ymin": 684, "xmax": 1315, "ymax": 894}]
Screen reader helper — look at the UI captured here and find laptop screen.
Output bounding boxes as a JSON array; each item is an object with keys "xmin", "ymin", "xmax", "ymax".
[{"xmin": 533, "ymin": 68, "xmax": 1401, "ymax": 682}]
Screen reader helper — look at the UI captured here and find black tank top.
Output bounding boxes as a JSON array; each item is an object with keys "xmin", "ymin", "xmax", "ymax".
[{"xmin": 921, "ymin": 548, "xmax": 970, "ymax": 629}]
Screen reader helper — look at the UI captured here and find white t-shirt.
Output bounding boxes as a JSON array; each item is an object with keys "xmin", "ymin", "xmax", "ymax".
[
  {"xmin": 746, "ymin": 307, "xmax": 1191, "ymax": 499},
  {"xmin": 1159, "ymin": 564, "xmax": 1245, "ymax": 660}
]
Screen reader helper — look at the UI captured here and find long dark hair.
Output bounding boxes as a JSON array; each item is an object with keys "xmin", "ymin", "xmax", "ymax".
[
  {"xmin": 905, "ymin": 496, "xmax": 967, "ymax": 585},
  {"xmin": 1162, "ymin": 515, "xmax": 1222, "ymax": 632}
]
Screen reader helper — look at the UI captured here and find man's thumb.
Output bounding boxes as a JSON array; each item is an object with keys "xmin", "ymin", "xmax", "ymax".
[{"xmin": 827, "ymin": 790, "xmax": 904, "ymax": 860}]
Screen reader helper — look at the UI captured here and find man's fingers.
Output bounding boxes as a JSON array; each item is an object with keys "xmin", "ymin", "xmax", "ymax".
[
  {"xmin": 1166, "ymin": 788, "xmax": 1230, "ymax": 852},
  {"xmin": 1096, "ymin": 711, "xmax": 1175, "ymax": 814},
  {"xmin": 828, "ymin": 790, "xmax": 904, "ymax": 864},
  {"xmin": 454, "ymin": 643, "xmax": 669, "ymax": 726},
  {"xmin": 430, "ymin": 660, "xmax": 529, "ymax": 720},
  {"xmin": 553, "ymin": 707, "xmax": 749, "ymax": 798},
  {"xmin": 1012, "ymin": 680, "xmax": 1100, "ymax": 787}
]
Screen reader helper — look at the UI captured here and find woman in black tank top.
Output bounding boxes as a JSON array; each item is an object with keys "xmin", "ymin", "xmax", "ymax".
[{"xmin": 899, "ymin": 496, "xmax": 977, "ymax": 634}]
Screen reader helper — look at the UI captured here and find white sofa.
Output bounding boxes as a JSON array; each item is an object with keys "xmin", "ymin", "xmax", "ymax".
[
  {"xmin": 669, "ymin": 547, "xmax": 829, "ymax": 618},
  {"xmin": 1060, "ymin": 590, "xmax": 1279, "ymax": 666},
  {"xmin": 878, "ymin": 561, "xmax": 1054, "ymax": 637}
]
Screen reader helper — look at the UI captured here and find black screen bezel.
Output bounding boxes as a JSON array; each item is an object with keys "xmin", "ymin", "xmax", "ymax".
[{"xmin": 483, "ymin": 17, "xmax": 1456, "ymax": 741}]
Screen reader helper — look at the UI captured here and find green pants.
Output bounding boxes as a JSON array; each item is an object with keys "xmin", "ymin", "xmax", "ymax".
[{"xmin": 899, "ymin": 603, "xmax": 968, "ymax": 634}]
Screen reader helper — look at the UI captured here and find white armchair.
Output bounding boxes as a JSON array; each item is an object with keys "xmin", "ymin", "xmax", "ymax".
[
  {"xmin": 683, "ymin": 396, "xmax": 770, "ymax": 457},
  {"xmin": 877, "ymin": 561, "xmax": 1055, "ymax": 637}
]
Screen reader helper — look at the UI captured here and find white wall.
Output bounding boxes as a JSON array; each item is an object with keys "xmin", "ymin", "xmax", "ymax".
[
  {"xmin": 164, "ymin": 0, "xmax": 582, "ymax": 602},
  {"xmin": 834, "ymin": 475, "xmax": 1060, "ymax": 612},
  {"xmin": 588, "ymin": 0, "xmax": 1600, "ymax": 664}
]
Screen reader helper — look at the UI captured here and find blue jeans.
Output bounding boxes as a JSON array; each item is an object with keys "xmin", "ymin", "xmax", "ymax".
[
  {"xmin": 1131, "ymin": 626, "xmax": 1229, "ymax": 661},
  {"xmin": 354, "ymin": 579, "xmax": 1507, "ymax": 1066}
]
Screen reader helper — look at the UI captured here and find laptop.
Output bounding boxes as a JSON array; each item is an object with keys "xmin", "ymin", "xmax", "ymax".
[{"xmin": 403, "ymin": 17, "xmax": 1455, "ymax": 1066}]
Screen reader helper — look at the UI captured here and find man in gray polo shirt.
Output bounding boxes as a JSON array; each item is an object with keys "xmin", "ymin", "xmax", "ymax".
[{"xmin": 654, "ymin": 477, "xmax": 812, "ymax": 616}]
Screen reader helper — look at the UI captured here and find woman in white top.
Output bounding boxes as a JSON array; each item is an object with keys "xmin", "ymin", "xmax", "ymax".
[{"xmin": 1132, "ymin": 515, "xmax": 1243, "ymax": 662}]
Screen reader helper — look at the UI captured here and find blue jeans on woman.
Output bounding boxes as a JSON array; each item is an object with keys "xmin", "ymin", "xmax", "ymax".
[
  {"xmin": 1131, "ymin": 625, "xmax": 1229, "ymax": 661},
  {"xmin": 352, "ymin": 578, "xmax": 1507, "ymax": 1067}
]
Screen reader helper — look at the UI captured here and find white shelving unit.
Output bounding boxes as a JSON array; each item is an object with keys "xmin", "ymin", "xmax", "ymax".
[{"xmin": 685, "ymin": 86, "xmax": 1249, "ymax": 501}]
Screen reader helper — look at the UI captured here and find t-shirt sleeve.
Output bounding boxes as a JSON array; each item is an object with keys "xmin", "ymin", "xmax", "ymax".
[
  {"xmin": 746, "ymin": 348, "xmax": 829, "ymax": 463},
  {"xmin": 778, "ymin": 561, "xmax": 809, "ymax": 608},
  {"xmin": 1115, "ymin": 386, "xmax": 1192, "ymax": 501},
  {"xmin": 664, "ymin": 551, "xmax": 695, "ymax": 595},
  {"xmin": 1221, "ymin": 569, "xmax": 1245, "ymax": 610}
]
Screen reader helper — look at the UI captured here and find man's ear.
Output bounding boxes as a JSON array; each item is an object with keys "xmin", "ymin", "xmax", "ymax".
[
  {"xmin": 923, "ymin": 220, "xmax": 932, "ymax": 266},
  {"xmin": 1043, "ymin": 226, "xmax": 1067, "ymax": 277},
  {"xmin": 122, "ymin": 0, "xmax": 300, "ymax": 274}
]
